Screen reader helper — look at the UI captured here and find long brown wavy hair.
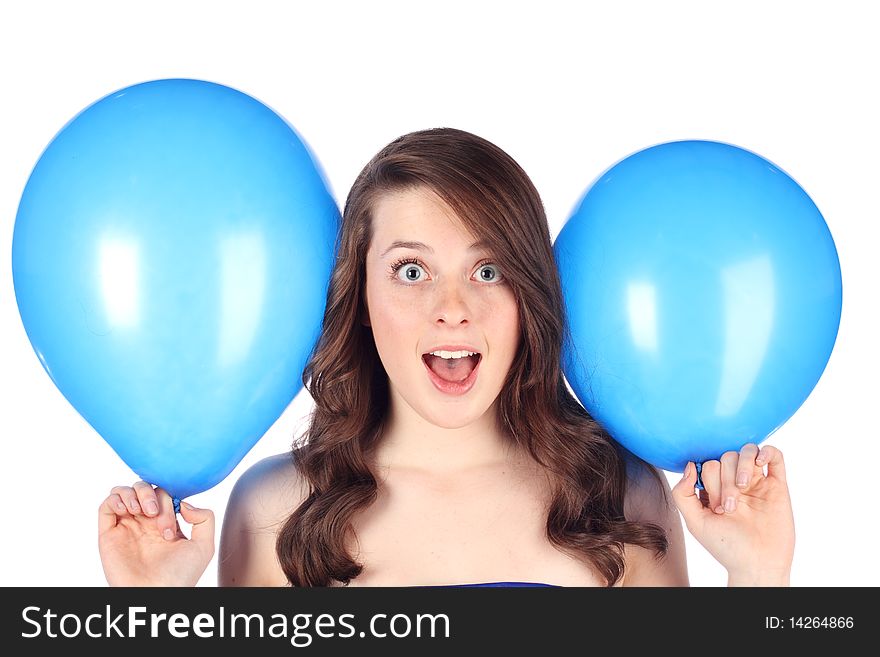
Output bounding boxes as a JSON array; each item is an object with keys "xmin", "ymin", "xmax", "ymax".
[{"xmin": 277, "ymin": 127, "xmax": 668, "ymax": 586}]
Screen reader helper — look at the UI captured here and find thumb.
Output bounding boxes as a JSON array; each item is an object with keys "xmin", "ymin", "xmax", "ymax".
[
  {"xmin": 671, "ymin": 462, "xmax": 704, "ymax": 529},
  {"xmin": 179, "ymin": 501, "xmax": 215, "ymax": 549}
]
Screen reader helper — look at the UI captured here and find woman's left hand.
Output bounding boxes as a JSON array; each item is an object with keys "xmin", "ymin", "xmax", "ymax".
[{"xmin": 671, "ymin": 443, "xmax": 795, "ymax": 586}]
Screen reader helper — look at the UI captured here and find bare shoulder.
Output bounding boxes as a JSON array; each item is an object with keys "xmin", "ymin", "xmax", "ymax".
[
  {"xmin": 621, "ymin": 455, "xmax": 690, "ymax": 586},
  {"xmin": 218, "ymin": 452, "xmax": 310, "ymax": 586},
  {"xmin": 623, "ymin": 457, "xmax": 674, "ymax": 523},
  {"xmin": 229, "ymin": 452, "xmax": 309, "ymax": 520}
]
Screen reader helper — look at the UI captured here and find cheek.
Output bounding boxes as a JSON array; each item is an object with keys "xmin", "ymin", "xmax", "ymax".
[
  {"xmin": 366, "ymin": 287, "xmax": 422, "ymax": 357},
  {"xmin": 370, "ymin": 287, "xmax": 422, "ymax": 326},
  {"xmin": 494, "ymin": 291, "xmax": 521, "ymax": 350}
]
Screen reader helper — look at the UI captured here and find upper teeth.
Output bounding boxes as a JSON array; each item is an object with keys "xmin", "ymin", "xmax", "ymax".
[{"xmin": 428, "ymin": 350, "xmax": 478, "ymax": 360}]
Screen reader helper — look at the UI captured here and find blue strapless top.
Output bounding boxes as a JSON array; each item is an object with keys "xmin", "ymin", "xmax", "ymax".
[{"xmin": 437, "ymin": 581, "xmax": 559, "ymax": 588}]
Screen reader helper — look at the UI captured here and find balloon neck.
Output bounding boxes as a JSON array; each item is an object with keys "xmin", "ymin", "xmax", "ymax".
[
  {"xmin": 694, "ymin": 462, "xmax": 705, "ymax": 491},
  {"xmin": 172, "ymin": 497, "xmax": 181, "ymax": 514}
]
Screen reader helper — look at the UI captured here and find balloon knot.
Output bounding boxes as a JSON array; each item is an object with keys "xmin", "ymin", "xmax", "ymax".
[{"xmin": 694, "ymin": 462, "xmax": 705, "ymax": 491}]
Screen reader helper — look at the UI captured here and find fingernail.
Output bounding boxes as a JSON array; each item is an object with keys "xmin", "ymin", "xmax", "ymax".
[
  {"xmin": 163, "ymin": 528, "xmax": 174, "ymax": 541},
  {"xmin": 130, "ymin": 500, "xmax": 140, "ymax": 512},
  {"xmin": 145, "ymin": 501, "xmax": 158, "ymax": 515},
  {"xmin": 714, "ymin": 505, "xmax": 725, "ymax": 514},
  {"xmin": 736, "ymin": 472, "xmax": 750, "ymax": 488},
  {"xmin": 724, "ymin": 497, "xmax": 736, "ymax": 513},
  {"xmin": 756, "ymin": 449, "xmax": 766, "ymax": 464},
  {"xmin": 116, "ymin": 502, "xmax": 126, "ymax": 513},
  {"xmin": 182, "ymin": 502, "xmax": 194, "ymax": 510}
]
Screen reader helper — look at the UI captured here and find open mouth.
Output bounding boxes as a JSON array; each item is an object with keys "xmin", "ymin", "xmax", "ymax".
[{"xmin": 422, "ymin": 351, "xmax": 482, "ymax": 384}]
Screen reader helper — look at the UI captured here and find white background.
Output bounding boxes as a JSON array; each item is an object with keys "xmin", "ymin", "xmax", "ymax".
[{"xmin": 1, "ymin": 0, "xmax": 877, "ymax": 587}]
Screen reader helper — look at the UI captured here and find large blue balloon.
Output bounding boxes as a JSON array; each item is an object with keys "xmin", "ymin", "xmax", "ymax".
[
  {"xmin": 13, "ymin": 79, "xmax": 338, "ymax": 500},
  {"xmin": 555, "ymin": 140, "xmax": 841, "ymax": 473}
]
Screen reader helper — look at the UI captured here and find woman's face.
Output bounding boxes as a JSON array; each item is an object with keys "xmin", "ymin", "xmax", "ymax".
[{"xmin": 363, "ymin": 186, "xmax": 521, "ymax": 429}]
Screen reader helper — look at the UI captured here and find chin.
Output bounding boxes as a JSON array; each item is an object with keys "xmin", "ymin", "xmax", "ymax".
[
  {"xmin": 389, "ymin": 373, "xmax": 500, "ymax": 428},
  {"xmin": 423, "ymin": 413, "xmax": 481, "ymax": 430},
  {"xmin": 418, "ymin": 399, "xmax": 494, "ymax": 429}
]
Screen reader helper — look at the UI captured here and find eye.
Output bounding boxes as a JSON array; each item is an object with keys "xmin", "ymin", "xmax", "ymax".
[
  {"xmin": 390, "ymin": 257, "xmax": 426, "ymax": 283},
  {"xmin": 475, "ymin": 262, "xmax": 503, "ymax": 283}
]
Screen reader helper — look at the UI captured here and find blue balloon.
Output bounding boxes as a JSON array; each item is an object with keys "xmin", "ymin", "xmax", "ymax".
[
  {"xmin": 13, "ymin": 79, "xmax": 338, "ymax": 500},
  {"xmin": 554, "ymin": 140, "xmax": 841, "ymax": 473}
]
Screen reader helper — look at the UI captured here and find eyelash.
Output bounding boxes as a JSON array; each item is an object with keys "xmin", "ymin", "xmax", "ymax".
[{"xmin": 388, "ymin": 257, "xmax": 503, "ymax": 284}]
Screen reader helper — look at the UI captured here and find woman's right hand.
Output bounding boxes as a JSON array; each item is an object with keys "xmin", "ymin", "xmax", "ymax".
[{"xmin": 98, "ymin": 481, "xmax": 215, "ymax": 586}]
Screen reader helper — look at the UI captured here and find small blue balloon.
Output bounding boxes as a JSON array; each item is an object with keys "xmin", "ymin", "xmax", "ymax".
[
  {"xmin": 554, "ymin": 140, "xmax": 841, "ymax": 472},
  {"xmin": 13, "ymin": 79, "xmax": 339, "ymax": 500}
]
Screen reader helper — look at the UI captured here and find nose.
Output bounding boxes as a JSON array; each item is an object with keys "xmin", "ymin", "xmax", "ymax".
[{"xmin": 434, "ymin": 278, "xmax": 471, "ymax": 325}]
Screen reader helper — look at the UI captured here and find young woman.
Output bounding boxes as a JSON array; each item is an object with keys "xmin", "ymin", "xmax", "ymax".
[{"xmin": 98, "ymin": 128, "xmax": 795, "ymax": 587}]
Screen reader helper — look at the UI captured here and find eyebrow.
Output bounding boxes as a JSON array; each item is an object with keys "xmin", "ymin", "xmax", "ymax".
[{"xmin": 380, "ymin": 239, "xmax": 489, "ymax": 257}]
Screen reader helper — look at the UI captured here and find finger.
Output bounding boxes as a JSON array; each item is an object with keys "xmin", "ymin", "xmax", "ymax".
[
  {"xmin": 179, "ymin": 501, "xmax": 216, "ymax": 551},
  {"xmin": 757, "ymin": 445, "xmax": 787, "ymax": 483},
  {"xmin": 132, "ymin": 480, "xmax": 160, "ymax": 517},
  {"xmin": 699, "ymin": 460, "xmax": 723, "ymax": 514},
  {"xmin": 110, "ymin": 485, "xmax": 141, "ymax": 515},
  {"xmin": 719, "ymin": 451, "xmax": 740, "ymax": 514},
  {"xmin": 736, "ymin": 443, "xmax": 760, "ymax": 490},
  {"xmin": 98, "ymin": 494, "xmax": 128, "ymax": 534},
  {"xmin": 154, "ymin": 488, "xmax": 180, "ymax": 541},
  {"xmin": 671, "ymin": 463, "xmax": 706, "ymax": 527}
]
